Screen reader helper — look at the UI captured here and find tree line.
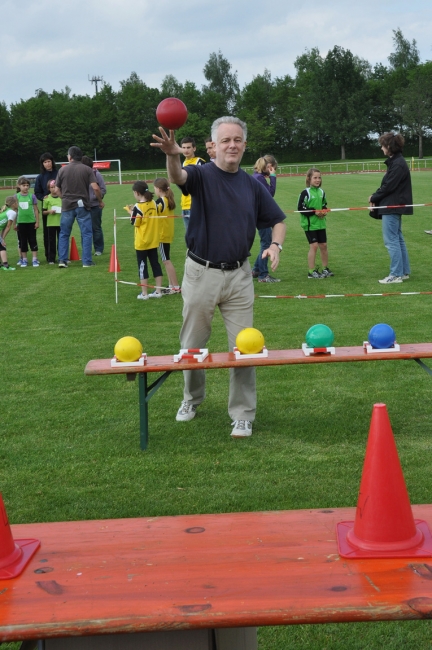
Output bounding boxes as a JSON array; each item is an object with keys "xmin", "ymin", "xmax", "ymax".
[{"xmin": 1, "ymin": 28, "xmax": 431, "ymax": 174}]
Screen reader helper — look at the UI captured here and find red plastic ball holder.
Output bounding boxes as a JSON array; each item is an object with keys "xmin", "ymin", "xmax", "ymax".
[
  {"xmin": 363, "ymin": 341, "xmax": 401, "ymax": 354},
  {"xmin": 110, "ymin": 354, "xmax": 147, "ymax": 368},
  {"xmin": 302, "ymin": 343, "xmax": 335, "ymax": 356},
  {"xmin": 0, "ymin": 493, "xmax": 40, "ymax": 579},
  {"xmin": 233, "ymin": 346, "xmax": 268, "ymax": 360},
  {"xmin": 174, "ymin": 348, "xmax": 209, "ymax": 363}
]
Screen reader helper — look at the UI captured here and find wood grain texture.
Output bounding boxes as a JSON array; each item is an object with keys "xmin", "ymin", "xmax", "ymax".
[{"xmin": 2, "ymin": 506, "xmax": 432, "ymax": 641}]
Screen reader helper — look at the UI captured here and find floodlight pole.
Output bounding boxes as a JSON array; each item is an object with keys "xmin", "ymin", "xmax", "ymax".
[{"xmin": 88, "ymin": 75, "xmax": 103, "ymax": 95}]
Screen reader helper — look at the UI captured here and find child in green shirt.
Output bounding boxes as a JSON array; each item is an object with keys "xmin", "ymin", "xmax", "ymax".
[
  {"xmin": 297, "ymin": 167, "xmax": 333, "ymax": 279},
  {"xmin": 42, "ymin": 180, "xmax": 62, "ymax": 264}
]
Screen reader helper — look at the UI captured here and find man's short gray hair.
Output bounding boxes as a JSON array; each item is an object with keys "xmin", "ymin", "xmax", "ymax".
[
  {"xmin": 68, "ymin": 146, "xmax": 83, "ymax": 161},
  {"xmin": 211, "ymin": 116, "xmax": 247, "ymax": 142}
]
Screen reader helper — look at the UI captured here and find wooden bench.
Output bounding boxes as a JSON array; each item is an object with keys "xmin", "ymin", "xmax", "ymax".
[
  {"xmin": 3, "ymin": 506, "xmax": 432, "ymax": 649},
  {"xmin": 85, "ymin": 343, "xmax": 432, "ymax": 450}
]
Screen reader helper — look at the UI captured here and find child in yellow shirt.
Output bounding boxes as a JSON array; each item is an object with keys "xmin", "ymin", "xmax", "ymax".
[{"xmin": 131, "ymin": 181, "xmax": 163, "ymax": 300}]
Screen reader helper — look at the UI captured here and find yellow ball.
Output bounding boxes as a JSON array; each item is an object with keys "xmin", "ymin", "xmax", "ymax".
[
  {"xmin": 235, "ymin": 328, "xmax": 265, "ymax": 355},
  {"xmin": 114, "ymin": 336, "xmax": 143, "ymax": 362}
]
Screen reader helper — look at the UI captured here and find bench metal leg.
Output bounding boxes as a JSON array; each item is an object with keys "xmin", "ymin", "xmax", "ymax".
[
  {"xmin": 136, "ymin": 371, "xmax": 172, "ymax": 451},
  {"xmin": 414, "ymin": 358, "xmax": 432, "ymax": 377}
]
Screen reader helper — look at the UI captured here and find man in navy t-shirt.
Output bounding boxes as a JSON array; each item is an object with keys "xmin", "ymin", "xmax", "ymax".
[{"xmin": 152, "ymin": 116, "xmax": 286, "ymax": 438}]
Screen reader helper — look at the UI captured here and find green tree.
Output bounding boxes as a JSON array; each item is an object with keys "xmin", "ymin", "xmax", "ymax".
[
  {"xmin": 271, "ymin": 74, "xmax": 297, "ymax": 154},
  {"xmin": 388, "ymin": 28, "xmax": 420, "ymax": 72},
  {"xmin": 90, "ymin": 83, "xmax": 119, "ymax": 159},
  {"xmin": 237, "ymin": 70, "xmax": 275, "ymax": 156},
  {"xmin": 203, "ymin": 50, "xmax": 239, "ymax": 113},
  {"xmin": 116, "ymin": 72, "xmax": 160, "ymax": 166},
  {"xmin": 295, "ymin": 46, "xmax": 372, "ymax": 159},
  {"xmin": 0, "ymin": 101, "xmax": 12, "ymax": 166},
  {"xmin": 394, "ymin": 62, "xmax": 432, "ymax": 158},
  {"xmin": 160, "ymin": 75, "xmax": 184, "ymax": 99}
]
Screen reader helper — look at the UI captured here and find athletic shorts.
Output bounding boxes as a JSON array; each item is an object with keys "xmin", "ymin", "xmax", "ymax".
[
  {"xmin": 159, "ymin": 242, "xmax": 170, "ymax": 262},
  {"xmin": 305, "ymin": 229, "xmax": 327, "ymax": 244}
]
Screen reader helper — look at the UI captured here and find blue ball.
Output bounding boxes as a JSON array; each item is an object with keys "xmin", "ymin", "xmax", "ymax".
[{"xmin": 368, "ymin": 323, "xmax": 396, "ymax": 349}]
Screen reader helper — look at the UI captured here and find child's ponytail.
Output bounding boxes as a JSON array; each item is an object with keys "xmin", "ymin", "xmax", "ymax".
[
  {"xmin": 153, "ymin": 177, "xmax": 176, "ymax": 210},
  {"xmin": 132, "ymin": 180, "xmax": 153, "ymax": 202}
]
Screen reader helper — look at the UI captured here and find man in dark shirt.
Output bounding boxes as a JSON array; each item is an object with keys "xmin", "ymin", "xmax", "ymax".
[
  {"xmin": 55, "ymin": 146, "xmax": 103, "ymax": 268},
  {"xmin": 152, "ymin": 117, "xmax": 286, "ymax": 438}
]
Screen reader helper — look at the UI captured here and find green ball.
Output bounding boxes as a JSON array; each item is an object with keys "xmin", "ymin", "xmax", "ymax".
[{"xmin": 305, "ymin": 324, "xmax": 334, "ymax": 348}]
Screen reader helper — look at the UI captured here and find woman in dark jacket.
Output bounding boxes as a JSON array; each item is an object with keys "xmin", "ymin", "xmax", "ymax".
[
  {"xmin": 369, "ymin": 132, "xmax": 412, "ymax": 284},
  {"xmin": 34, "ymin": 152, "xmax": 58, "ymax": 263}
]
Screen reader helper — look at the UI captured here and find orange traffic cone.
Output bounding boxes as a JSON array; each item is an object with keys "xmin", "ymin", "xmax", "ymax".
[
  {"xmin": 108, "ymin": 245, "xmax": 121, "ymax": 272},
  {"xmin": 69, "ymin": 236, "xmax": 80, "ymax": 261},
  {"xmin": 337, "ymin": 403, "xmax": 432, "ymax": 558},
  {"xmin": 0, "ymin": 493, "xmax": 40, "ymax": 579}
]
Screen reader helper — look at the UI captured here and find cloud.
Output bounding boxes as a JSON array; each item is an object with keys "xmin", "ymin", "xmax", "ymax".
[{"xmin": 0, "ymin": 0, "xmax": 431, "ymax": 105}]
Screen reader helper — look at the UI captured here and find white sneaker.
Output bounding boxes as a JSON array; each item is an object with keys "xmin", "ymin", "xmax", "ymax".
[
  {"xmin": 425, "ymin": 230, "xmax": 432, "ymax": 235},
  {"xmin": 231, "ymin": 420, "xmax": 252, "ymax": 438},
  {"xmin": 148, "ymin": 291, "xmax": 163, "ymax": 298},
  {"xmin": 137, "ymin": 293, "xmax": 150, "ymax": 300},
  {"xmin": 401, "ymin": 274, "xmax": 410, "ymax": 280},
  {"xmin": 378, "ymin": 275, "xmax": 403, "ymax": 284},
  {"xmin": 176, "ymin": 401, "xmax": 197, "ymax": 421}
]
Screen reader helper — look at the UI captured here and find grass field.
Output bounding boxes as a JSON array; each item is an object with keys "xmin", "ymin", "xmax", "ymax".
[{"xmin": 2, "ymin": 171, "xmax": 432, "ymax": 649}]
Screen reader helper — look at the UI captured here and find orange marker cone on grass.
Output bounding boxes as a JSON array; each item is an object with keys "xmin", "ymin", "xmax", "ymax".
[
  {"xmin": 69, "ymin": 236, "xmax": 80, "ymax": 261},
  {"xmin": 0, "ymin": 493, "xmax": 40, "ymax": 579},
  {"xmin": 108, "ymin": 245, "xmax": 121, "ymax": 272},
  {"xmin": 337, "ymin": 403, "xmax": 432, "ymax": 558}
]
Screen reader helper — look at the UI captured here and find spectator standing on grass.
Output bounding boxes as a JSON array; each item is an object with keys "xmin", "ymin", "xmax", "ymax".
[
  {"xmin": 81, "ymin": 156, "xmax": 106, "ymax": 256},
  {"xmin": 34, "ymin": 153, "xmax": 58, "ymax": 263},
  {"xmin": 298, "ymin": 167, "xmax": 334, "ymax": 279},
  {"xmin": 369, "ymin": 132, "xmax": 412, "ymax": 284},
  {"xmin": 42, "ymin": 180, "xmax": 62, "ymax": 264},
  {"xmin": 251, "ymin": 156, "xmax": 280, "ymax": 283},
  {"xmin": 153, "ymin": 177, "xmax": 181, "ymax": 294},
  {"xmin": 16, "ymin": 176, "xmax": 40, "ymax": 268},
  {"xmin": 151, "ymin": 116, "xmax": 286, "ymax": 439},
  {"xmin": 131, "ymin": 181, "xmax": 164, "ymax": 300},
  {"xmin": 55, "ymin": 146, "xmax": 103, "ymax": 268},
  {"xmin": 180, "ymin": 137, "xmax": 205, "ymax": 232},
  {"xmin": 0, "ymin": 196, "xmax": 18, "ymax": 270}
]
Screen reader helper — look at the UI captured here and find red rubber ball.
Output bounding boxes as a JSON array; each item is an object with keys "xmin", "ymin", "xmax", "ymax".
[{"xmin": 156, "ymin": 98, "xmax": 188, "ymax": 130}]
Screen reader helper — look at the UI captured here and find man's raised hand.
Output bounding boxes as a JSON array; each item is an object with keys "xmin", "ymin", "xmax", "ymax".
[{"xmin": 151, "ymin": 127, "xmax": 183, "ymax": 156}]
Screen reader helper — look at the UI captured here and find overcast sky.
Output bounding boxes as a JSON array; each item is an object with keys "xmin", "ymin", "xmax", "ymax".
[{"xmin": 1, "ymin": 0, "xmax": 431, "ymax": 107}]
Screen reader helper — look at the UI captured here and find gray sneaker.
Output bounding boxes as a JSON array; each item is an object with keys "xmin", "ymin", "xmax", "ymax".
[
  {"xmin": 231, "ymin": 420, "xmax": 252, "ymax": 438},
  {"xmin": 176, "ymin": 401, "xmax": 197, "ymax": 422},
  {"xmin": 258, "ymin": 275, "xmax": 281, "ymax": 283},
  {"xmin": 308, "ymin": 269, "xmax": 324, "ymax": 279},
  {"xmin": 378, "ymin": 275, "xmax": 403, "ymax": 284}
]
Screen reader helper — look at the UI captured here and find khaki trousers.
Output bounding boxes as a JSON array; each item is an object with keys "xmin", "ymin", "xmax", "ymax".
[{"xmin": 180, "ymin": 257, "xmax": 256, "ymax": 422}]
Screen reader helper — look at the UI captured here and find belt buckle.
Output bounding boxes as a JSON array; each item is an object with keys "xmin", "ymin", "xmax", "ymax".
[{"xmin": 220, "ymin": 262, "xmax": 233, "ymax": 271}]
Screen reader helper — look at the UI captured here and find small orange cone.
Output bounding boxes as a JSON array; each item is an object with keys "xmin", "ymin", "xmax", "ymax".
[
  {"xmin": 69, "ymin": 236, "xmax": 80, "ymax": 261},
  {"xmin": 337, "ymin": 403, "xmax": 432, "ymax": 558},
  {"xmin": 0, "ymin": 493, "xmax": 40, "ymax": 579},
  {"xmin": 108, "ymin": 245, "xmax": 121, "ymax": 272}
]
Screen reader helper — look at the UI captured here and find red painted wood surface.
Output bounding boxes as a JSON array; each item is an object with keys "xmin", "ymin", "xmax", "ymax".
[
  {"xmin": 2, "ymin": 507, "xmax": 432, "ymax": 642},
  {"xmin": 85, "ymin": 343, "xmax": 432, "ymax": 376}
]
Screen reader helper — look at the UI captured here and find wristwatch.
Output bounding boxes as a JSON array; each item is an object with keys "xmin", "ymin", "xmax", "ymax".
[{"xmin": 271, "ymin": 242, "xmax": 283, "ymax": 252}]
